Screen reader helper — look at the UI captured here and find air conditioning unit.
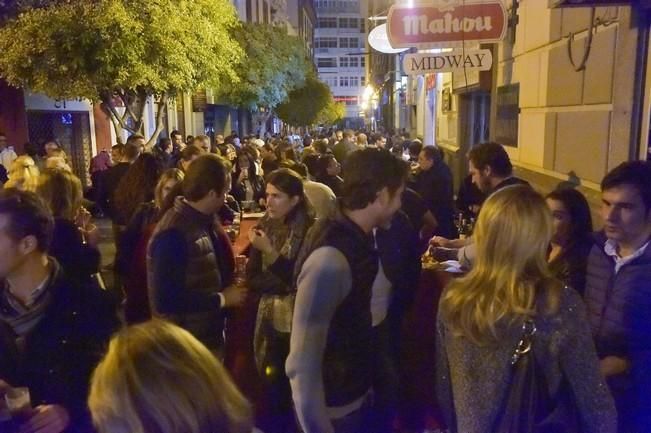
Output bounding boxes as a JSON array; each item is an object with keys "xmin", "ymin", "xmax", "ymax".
[{"xmin": 549, "ymin": 0, "xmax": 633, "ymax": 7}]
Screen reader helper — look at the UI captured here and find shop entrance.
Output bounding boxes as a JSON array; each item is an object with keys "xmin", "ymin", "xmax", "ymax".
[{"xmin": 27, "ymin": 110, "xmax": 93, "ymax": 186}]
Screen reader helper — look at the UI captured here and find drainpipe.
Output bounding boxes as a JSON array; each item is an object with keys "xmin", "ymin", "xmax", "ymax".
[{"xmin": 630, "ymin": 8, "xmax": 650, "ymax": 160}]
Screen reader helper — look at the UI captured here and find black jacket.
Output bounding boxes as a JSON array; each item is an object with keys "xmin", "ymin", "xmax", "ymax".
[
  {"xmin": 49, "ymin": 218, "xmax": 101, "ymax": 287},
  {"xmin": 0, "ymin": 261, "xmax": 119, "ymax": 433},
  {"xmin": 96, "ymin": 162, "xmax": 130, "ymax": 222},
  {"xmin": 411, "ymin": 160, "xmax": 456, "ymax": 238},
  {"xmin": 376, "ymin": 210, "xmax": 421, "ymax": 351}
]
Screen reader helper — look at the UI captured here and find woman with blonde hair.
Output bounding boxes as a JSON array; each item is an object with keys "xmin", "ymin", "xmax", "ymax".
[
  {"xmin": 436, "ymin": 185, "xmax": 616, "ymax": 433},
  {"xmin": 5, "ymin": 155, "xmax": 39, "ymax": 191},
  {"xmin": 89, "ymin": 320, "xmax": 254, "ymax": 433},
  {"xmin": 36, "ymin": 168, "xmax": 101, "ymax": 286}
]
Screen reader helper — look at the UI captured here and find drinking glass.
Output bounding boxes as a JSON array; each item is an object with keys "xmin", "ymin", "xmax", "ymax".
[{"xmin": 5, "ymin": 387, "xmax": 30, "ymax": 420}]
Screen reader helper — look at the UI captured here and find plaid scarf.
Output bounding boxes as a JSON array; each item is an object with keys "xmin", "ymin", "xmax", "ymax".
[{"xmin": 0, "ymin": 263, "xmax": 56, "ymax": 347}]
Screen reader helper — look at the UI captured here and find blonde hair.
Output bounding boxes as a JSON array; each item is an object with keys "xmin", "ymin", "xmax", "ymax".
[
  {"xmin": 89, "ymin": 320, "xmax": 253, "ymax": 433},
  {"xmin": 439, "ymin": 185, "xmax": 562, "ymax": 345},
  {"xmin": 5, "ymin": 156, "xmax": 40, "ymax": 191},
  {"xmin": 44, "ymin": 156, "xmax": 72, "ymax": 172},
  {"xmin": 154, "ymin": 168, "xmax": 184, "ymax": 208},
  {"xmin": 36, "ymin": 168, "xmax": 83, "ymax": 220}
]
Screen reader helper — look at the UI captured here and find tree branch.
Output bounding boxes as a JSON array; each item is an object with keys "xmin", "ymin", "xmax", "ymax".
[
  {"xmin": 117, "ymin": 90, "xmax": 139, "ymax": 125},
  {"xmin": 134, "ymin": 88, "xmax": 148, "ymax": 133},
  {"xmin": 100, "ymin": 92, "xmax": 139, "ymax": 138},
  {"xmin": 146, "ymin": 92, "xmax": 168, "ymax": 151}
]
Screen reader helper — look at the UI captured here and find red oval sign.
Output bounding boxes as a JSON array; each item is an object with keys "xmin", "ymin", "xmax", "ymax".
[{"xmin": 388, "ymin": 1, "xmax": 507, "ymax": 48}]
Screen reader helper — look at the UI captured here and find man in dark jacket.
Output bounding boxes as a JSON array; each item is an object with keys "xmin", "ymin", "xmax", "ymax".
[
  {"xmin": 287, "ymin": 149, "xmax": 409, "ymax": 433},
  {"xmin": 371, "ymin": 210, "xmax": 421, "ymax": 433},
  {"xmin": 0, "ymin": 189, "xmax": 119, "ymax": 433},
  {"xmin": 412, "ymin": 146, "xmax": 456, "ymax": 238},
  {"xmin": 97, "ymin": 140, "xmax": 140, "ymax": 223},
  {"xmin": 430, "ymin": 141, "xmax": 530, "ymax": 265},
  {"xmin": 467, "ymin": 141, "xmax": 528, "ymax": 195},
  {"xmin": 148, "ymin": 154, "xmax": 247, "ymax": 353},
  {"xmin": 332, "ymin": 129, "xmax": 357, "ymax": 167},
  {"xmin": 584, "ymin": 161, "xmax": 651, "ymax": 433}
]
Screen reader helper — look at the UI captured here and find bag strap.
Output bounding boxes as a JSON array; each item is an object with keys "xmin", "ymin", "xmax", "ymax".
[{"xmin": 510, "ymin": 318, "xmax": 536, "ymax": 366}]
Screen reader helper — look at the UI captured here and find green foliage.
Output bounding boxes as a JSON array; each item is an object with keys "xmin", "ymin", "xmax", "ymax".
[
  {"xmin": 317, "ymin": 99, "xmax": 346, "ymax": 126},
  {"xmin": 275, "ymin": 75, "xmax": 333, "ymax": 127},
  {"xmin": 220, "ymin": 22, "xmax": 311, "ymax": 110},
  {"xmin": 0, "ymin": 0, "xmax": 243, "ymax": 100}
]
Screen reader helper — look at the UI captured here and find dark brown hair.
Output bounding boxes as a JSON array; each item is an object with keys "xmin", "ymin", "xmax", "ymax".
[
  {"xmin": 182, "ymin": 154, "xmax": 231, "ymax": 202},
  {"xmin": 0, "ymin": 189, "xmax": 53, "ymax": 252},
  {"xmin": 114, "ymin": 154, "xmax": 161, "ymax": 223},
  {"xmin": 601, "ymin": 160, "xmax": 651, "ymax": 212},
  {"xmin": 468, "ymin": 142, "xmax": 512, "ymax": 177},
  {"xmin": 341, "ymin": 149, "xmax": 409, "ymax": 210}
]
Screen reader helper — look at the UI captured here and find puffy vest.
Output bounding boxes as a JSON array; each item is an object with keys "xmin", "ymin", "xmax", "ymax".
[{"xmin": 148, "ymin": 197, "xmax": 225, "ymax": 350}]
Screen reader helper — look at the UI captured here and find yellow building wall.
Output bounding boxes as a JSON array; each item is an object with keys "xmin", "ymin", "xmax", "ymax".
[{"xmin": 497, "ymin": 2, "xmax": 638, "ymax": 190}]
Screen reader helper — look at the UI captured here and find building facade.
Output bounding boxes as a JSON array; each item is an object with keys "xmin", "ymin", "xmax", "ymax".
[
  {"xmin": 284, "ymin": 0, "xmax": 317, "ymax": 60},
  {"xmin": 315, "ymin": 0, "xmax": 367, "ymax": 128},
  {"xmin": 431, "ymin": 1, "xmax": 651, "ymax": 220}
]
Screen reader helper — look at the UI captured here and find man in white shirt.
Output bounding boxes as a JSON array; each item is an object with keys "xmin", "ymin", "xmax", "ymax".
[
  {"xmin": 0, "ymin": 132, "xmax": 17, "ymax": 173},
  {"xmin": 584, "ymin": 160, "xmax": 651, "ymax": 433}
]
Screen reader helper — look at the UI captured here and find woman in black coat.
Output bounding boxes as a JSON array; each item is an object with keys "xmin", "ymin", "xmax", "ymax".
[
  {"xmin": 231, "ymin": 151, "xmax": 265, "ymax": 209},
  {"xmin": 546, "ymin": 187, "xmax": 594, "ymax": 295},
  {"xmin": 36, "ymin": 168, "xmax": 101, "ymax": 286}
]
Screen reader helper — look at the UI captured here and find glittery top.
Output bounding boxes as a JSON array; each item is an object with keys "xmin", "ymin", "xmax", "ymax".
[{"xmin": 436, "ymin": 286, "xmax": 617, "ymax": 433}]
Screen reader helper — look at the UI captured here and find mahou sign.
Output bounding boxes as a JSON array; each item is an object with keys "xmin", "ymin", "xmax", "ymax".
[{"xmin": 387, "ymin": 0, "xmax": 507, "ymax": 48}]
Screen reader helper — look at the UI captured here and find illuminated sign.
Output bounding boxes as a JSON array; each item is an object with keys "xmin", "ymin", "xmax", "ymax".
[{"xmin": 387, "ymin": 0, "xmax": 507, "ymax": 48}]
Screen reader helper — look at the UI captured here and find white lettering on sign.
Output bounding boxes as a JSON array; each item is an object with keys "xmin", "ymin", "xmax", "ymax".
[
  {"xmin": 387, "ymin": 1, "xmax": 507, "ymax": 49},
  {"xmin": 402, "ymin": 13, "xmax": 493, "ymax": 37},
  {"xmin": 403, "ymin": 49, "xmax": 493, "ymax": 76}
]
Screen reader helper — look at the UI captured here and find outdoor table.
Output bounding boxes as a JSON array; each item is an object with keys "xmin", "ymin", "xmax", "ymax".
[{"xmin": 224, "ymin": 212, "xmax": 269, "ymax": 420}]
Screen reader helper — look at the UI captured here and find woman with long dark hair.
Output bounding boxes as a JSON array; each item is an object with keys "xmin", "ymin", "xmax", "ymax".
[
  {"xmin": 117, "ymin": 168, "xmax": 184, "ymax": 323},
  {"xmin": 546, "ymin": 187, "xmax": 594, "ymax": 295},
  {"xmin": 246, "ymin": 168, "xmax": 314, "ymax": 433},
  {"xmin": 113, "ymin": 153, "xmax": 161, "ymax": 226},
  {"xmin": 231, "ymin": 151, "xmax": 265, "ymax": 209}
]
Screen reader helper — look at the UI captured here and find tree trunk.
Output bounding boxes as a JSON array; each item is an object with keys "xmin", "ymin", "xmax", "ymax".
[
  {"xmin": 146, "ymin": 93, "xmax": 168, "ymax": 151},
  {"xmin": 254, "ymin": 110, "xmax": 272, "ymax": 135},
  {"xmin": 100, "ymin": 91, "xmax": 141, "ymax": 144}
]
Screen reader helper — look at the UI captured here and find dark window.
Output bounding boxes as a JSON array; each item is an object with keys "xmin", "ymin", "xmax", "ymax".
[
  {"xmin": 495, "ymin": 84, "xmax": 520, "ymax": 148},
  {"xmin": 317, "ymin": 58, "xmax": 337, "ymax": 68}
]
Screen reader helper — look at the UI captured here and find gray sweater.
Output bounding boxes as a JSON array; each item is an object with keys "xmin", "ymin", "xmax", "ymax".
[{"xmin": 436, "ymin": 286, "xmax": 617, "ymax": 433}]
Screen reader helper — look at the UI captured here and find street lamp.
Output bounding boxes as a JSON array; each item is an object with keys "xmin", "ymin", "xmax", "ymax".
[{"xmin": 363, "ymin": 84, "xmax": 375, "ymax": 101}]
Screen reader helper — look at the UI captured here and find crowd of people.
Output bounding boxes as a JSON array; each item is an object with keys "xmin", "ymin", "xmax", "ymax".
[{"xmin": 0, "ymin": 127, "xmax": 649, "ymax": 433}]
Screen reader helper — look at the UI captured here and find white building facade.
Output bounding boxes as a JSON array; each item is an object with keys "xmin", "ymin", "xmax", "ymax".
[{"xmin": 314, "ymin": 0, "xmax": 366, "ymax": 128}]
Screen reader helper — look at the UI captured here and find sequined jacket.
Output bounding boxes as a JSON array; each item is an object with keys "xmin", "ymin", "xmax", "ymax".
[{"xmin": 436, "ymin": 286, "xmax": 617, "ymax": 433}]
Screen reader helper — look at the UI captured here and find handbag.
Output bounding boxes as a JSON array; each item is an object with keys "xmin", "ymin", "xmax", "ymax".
[
  {"xmin": 491, "ymin": 318, "xmax": 582, "ymax": 433},
  {"xmin": 253, "ymin": 293, "xmax": 295, "ymax": 381}
]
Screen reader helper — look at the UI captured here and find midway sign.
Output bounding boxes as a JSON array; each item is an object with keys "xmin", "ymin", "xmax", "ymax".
[
  {"xmin": 388, "ymin": 0, "xmax": 507, "ymax": 49},
  {"xmin": 403, "ymin": 49, "xmax": 493, "ymax": 75}
]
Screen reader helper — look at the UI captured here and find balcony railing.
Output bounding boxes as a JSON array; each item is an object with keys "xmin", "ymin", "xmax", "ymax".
[{"xmin": 316, "ymin": 3, "xmax": 359, "ymax": 13}]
